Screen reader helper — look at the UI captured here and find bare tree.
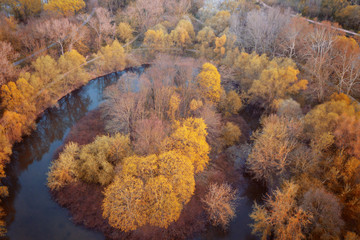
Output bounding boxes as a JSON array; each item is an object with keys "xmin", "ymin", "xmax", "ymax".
[
  {"xmin": 0, "ymin": 41, "xmax": 19, "ymax": 85},
  {"xmin": 86, "ymin": 7, "xmax": 115, "ymax": 48},
  {"xmin": 299, "ymin": 21, "xmax": 338, "ymax": 102},
  {"xmin": 36, "ymin": 18, "xmax": 85, "ymax": 55}
]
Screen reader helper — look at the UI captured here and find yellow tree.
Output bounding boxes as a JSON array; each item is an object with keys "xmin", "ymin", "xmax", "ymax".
[
  {"xmin": 143, "ymin": 29, "xmax": 167, "ymax": 55},
  {"xmin": 95, "ymin": 40, "xmax": 127, "ymax": 74},
  {"xmin": 44, "ymin": 0, "xmax": 85, "ymax": 16},
  {"xmin": 102, "ymin": 175, "xmax": 146, "ymax": 231},
  {"xmin": 222, "ymin": 122, "xmax": 241, "ymax": 147},
  {"xmin": 169, "ymin": 20, "xmax": 194, "ymax": 50},
  {"xmin": 158, "ymin": 151, "xmax": 195, "ymax": 204},
  {"xmin": 214, "ymin": 34, "xmax": 227, "ymax": 58},
  {"xmin": 0, "ymin": 79, "xmax": 36, "ymax": 117},
  {"xmin": 248, "ymin": 64, "xmax": 308, "ymax": 108},
  {"xmin": 117, "ymin": 22, "xmax": 134, "ymax": 44},
  {"xmin": 31, "ymin": 55, "xmax": 60, "ymax": 89},
  {"xmin": 196, "ymin": 63, "xmax": 222, "ymax": 103},
  {"xmin": 206, "ymin": 10, "xmax": 231, "ymax": 34},
  {"xmin": 250, "ymin": 182, "xmax": 312, "ymax": 240},
  {"xmin": 304, "ymin": 93, "xmax": 359, "ymax": 152},
  {"xmin": 57, "ymin": 49, "xmax": 89, "ymax": 91},
  {"xmin": 103, "ymin": 150, "xmax": 196, "ymax": 231},
  {"xmin": 3, "ymin": 0, "xmax": 42, "ymax": 22},
  {"xmin": 47, "ymin": 142, "xmax": 80, "ymax": 190},
  {"xmin": 219, "ymin": 90, "xmax": 242, "ymax": 116},
  {"xmin": 143, "ymin": 175, "xmax": 182, "ymax": 228},
  {"xmin": 164, "ymin": 117, "xmax": 210, "ymax": 173},
  {"xmin": 168, "ymin": 93, "xmax": 180, "ymax": 121}
]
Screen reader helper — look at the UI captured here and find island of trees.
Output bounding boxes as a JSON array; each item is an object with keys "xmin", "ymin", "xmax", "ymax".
[{"xmin": 0, "ymin": 0, "xmax": 359, "ymax": 239}]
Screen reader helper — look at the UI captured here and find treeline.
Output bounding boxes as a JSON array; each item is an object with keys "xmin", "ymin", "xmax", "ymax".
[{"xmin": 266, "ymin": 0, "xmax": 360, "ymax": 31}]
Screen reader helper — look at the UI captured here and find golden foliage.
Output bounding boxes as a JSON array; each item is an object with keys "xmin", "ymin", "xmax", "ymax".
[
  {"xmin": 164, "ymin": 117, "xmax": 210, "ymax": 173},
  {"xmin": 248, "ymin": 64, "xmax": 308, "ymax": 108},
  {"xmin": 222, "ymin": 122, "xmax": 241, "ymax": 147},
  {"xmin": 304, "ymin": 94, "xmax": 359, "ymax": 152},
  {"xmin": 44, "ymin": 0, "xmax": 85, "ymax": 16},
  {"xmin": 168, "ymin": 93, "xmax": 180, "ymax": 120},
  {"xmin": 214, "ymin": 34, "xmax": 227, "ymax": 56},
  {"xmin": 57, "ymin": 49, "xmax": 89, "ymax": 90},
  {"xmin": 250, "ymin": 182, "xmax": 312, "ymax": 240},
  {"xmin": 196, "ymin": 63, "xmax": 222, "ymax": 103},
  {"xmin": 95, "ymin": 40, "xmax": 127, "ymax": 74},
  {"xmin": 102, "ymin": 176, "xmax": 146, "ymax": 231},
  {"xmin": 47, "ymin": 142, "xmax": 80, "ymax": 191},
  {"xmin": 219, "ymin": 90, "xmax": 242, "ymax": 116},
  {"xmin": 117, "ymin": 22, "xmax": 134, "ymax": 44},
  {"xmin": 103, "ymin": 150, "xmax": 196, "ymax": 231}
]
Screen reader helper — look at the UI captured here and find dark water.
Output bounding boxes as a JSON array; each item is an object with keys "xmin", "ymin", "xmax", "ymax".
[
  {"xmin": 2, "ymin": 68, "xmax": 144, "ymax": 240},
  {"xmin": 2, "ymin": 66, "xmax": 264, "ymax": 240}
]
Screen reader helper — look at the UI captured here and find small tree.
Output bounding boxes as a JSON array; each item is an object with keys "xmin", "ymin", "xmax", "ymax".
[
  {"xmin": 222, "ymin": 122, "xmax": 241, "ymax": 147},
  {"xmin": 202, "ymin": 183, "xmax": 238, "ymax": 229},
  {"xmin": 196, "ymin": 63, "xmax": 222, "ymax": 103}
]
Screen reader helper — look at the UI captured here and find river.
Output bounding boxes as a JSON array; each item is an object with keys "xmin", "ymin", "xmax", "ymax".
[{"xmin": 2, "ymin": 67, "xmax": 263, "ymax": 240}]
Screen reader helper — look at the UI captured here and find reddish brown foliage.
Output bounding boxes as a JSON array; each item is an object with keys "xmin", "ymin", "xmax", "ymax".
[{"xmin": 64, "ymin": 109, "xmax": 105, "ymax": 146}]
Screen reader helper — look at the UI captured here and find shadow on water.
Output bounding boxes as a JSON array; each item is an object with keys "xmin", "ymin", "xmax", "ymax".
[{"xmin": 2, "ymin": 67, "xmax": 144, "ymax": 240}]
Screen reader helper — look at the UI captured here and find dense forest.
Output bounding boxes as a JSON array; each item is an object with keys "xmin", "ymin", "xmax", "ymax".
[{"xmin": 0, "ymin": 0, "xmax": 359, "ymax": 239}]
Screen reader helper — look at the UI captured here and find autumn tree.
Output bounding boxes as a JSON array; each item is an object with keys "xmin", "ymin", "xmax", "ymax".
[
  {"xmin": 2, "ymin": 0, "xmax": 42, "ymax": 22},
  {"xmin": 0, "ymin": 41, "xmax": 19, "ymax": 85},
  {"xmin": 35, "ymin": 18, "xmax": 85, "ymax": 55},
  {"xmin": 94, "ymin": 40, "xmax": 127, "ymax": 74},
  {"xmin": 31, "ymin": 55, "xmax": 60, "ymax": 89},
  {"xmin": 304, "ymin": 93, "xmax": 359, "ymax": 153},
  {"xmin": 247, "ymin": 60, "xmax": 308, "ymax": 108},
  {"xmin": 143, "ymin": 29, "xmax": 168, "ymax": 55},
  {"xmin": 196, "ymin": 63, "xmax": 222, "ymax": 103},
  {"xmin": 219, "ymin": 90, "xmax": 242, "ymax": 116},
  {"xmin": 102, "ymin": 150, "xmax": 195, "ymax": 231},
  {"xmin": 102, "ymin": 76, "xmax": 147, "ymax": 134},
  {"xmin": 1, "ymin": 79, "xmax": 36, "ymax": 120},
  {"xmin": 57, "ymin": 49, "xmax": 89, "ymax": 91},
  {"xmin": 334, "ymin": 114, "xmax": 360, "ymax": 158},
  {"xmin": 331, "ymin": 36, "xmax": 360, "ymax": 95},
  {"xmin": 163, "ymin": 117, "xmax": 210, "ymax": 173},
  {"xmin": 124, "ymin": 0, "xmax": 165, "ymax": 31},
  {"xmin": 301, "ymin": 188, "xmax": 344, "ymax": 239},
  {"xmin": 44, "ymin": 0, "xmax": 85, "ymax": 16},
  {"xmin": 324, "ymin": 153, "xmax": 360, "ymax": 229},
  {"xmin": 222, "ymin": 122, "xmax": 241, "ymax": 147},
  {"xmin": 300, "ymin": 21, "xmax": 338, "ymax": 102},
  {"xmin": 202, "ymin": 183, "xmax": 238, "ymax": 229},
  {"xmin": 117, "ymin": 22, "xmax": 134, "ymax": 44},
  {"xmin": 335, "ymin": 5, "xmax": 360, "ymax": 31},
  {"xmin": 47, "ymin": 142, "xmax": 80, "ymax": 190},
  {"xmin": 250, "ymin": 181, "xmax": 312, "ymax": 240},
  {"xmin": 206, "ymin": 10, "xmax": 231, "ymax": 34},
  {"xmin": 247, "ymin": 115, "xmax": 302, "ymax": 186},
  {"xmin": 169, "ymin": 19, "xmax": 194, "ymax": 50},
  {"xmin": 86, "ymin": 7, "xmax": 115, "ymax": 48}
]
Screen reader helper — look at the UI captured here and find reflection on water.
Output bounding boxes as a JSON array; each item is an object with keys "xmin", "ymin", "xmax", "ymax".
[{"xmin": 2, "ymin": 68, "xmax": 144, "ymax": 240}]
